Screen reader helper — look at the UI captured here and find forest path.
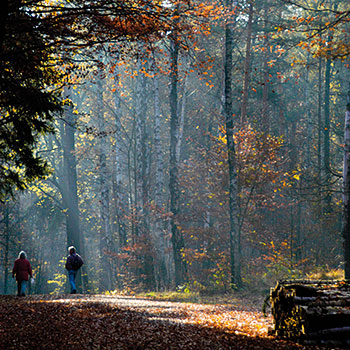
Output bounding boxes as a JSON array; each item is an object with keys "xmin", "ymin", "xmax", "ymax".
[{"xmin": 0, "ymin": 294, "xmax": 323, "ymax": 349}]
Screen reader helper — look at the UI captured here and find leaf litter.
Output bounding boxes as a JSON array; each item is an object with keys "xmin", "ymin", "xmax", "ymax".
[{"xmin": 0, "ymin": 294, "xmax": 331, "ymax": 349}]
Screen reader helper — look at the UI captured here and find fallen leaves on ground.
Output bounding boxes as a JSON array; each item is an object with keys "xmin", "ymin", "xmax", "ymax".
[{"xmin": 0, "ymin": 294, "xmax": 326, "ymax": 349}]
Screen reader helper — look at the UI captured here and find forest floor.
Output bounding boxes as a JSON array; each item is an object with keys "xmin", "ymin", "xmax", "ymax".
[{"xmin": 0, "ymin": 293, "xmax": 334, "ymax": 350}]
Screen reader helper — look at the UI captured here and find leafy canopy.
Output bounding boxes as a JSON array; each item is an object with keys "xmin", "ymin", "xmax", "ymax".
[{"xmin": 0, "ymin": 0, "xmax": 170, "ymax": 198}]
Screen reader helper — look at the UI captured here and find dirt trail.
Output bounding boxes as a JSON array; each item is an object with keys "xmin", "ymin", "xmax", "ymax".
[{"xmin": 0, "ymin": 294, "xmax": 320, "ymax": 349}]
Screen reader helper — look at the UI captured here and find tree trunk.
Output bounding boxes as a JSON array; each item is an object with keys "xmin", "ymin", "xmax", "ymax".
[
  {"xmin": 142, "ymin": 78, "xmax": 155, "ymax": 291},
  {"xmin": 96, "ymin": 76, "xmax": 113, "ymax": 291},
  {"xmin": 324, "ymin": 50, "xmax": 332, "ymax": 211},
  {"xmin": 224, "ymin": 0, "xmax": 241, "ymax": 288},
  {"xmin": 135, "ymin": 57, "xmax": 155, "ymax": 290},
  {"xmin": 261, "ymin": 0, "xmax": 270, "ymax": 133},
  {"xmin": 153, "ymin": 73, "xmax": 169, "ymax": 290},
  {"xmin": 135, "ymin": 58, "xmax": 144, "ymax": 238},
  {"xmin": 169, "ymin": 21, "xmax": 187, "ymax": 287},
  {"xmin": 240, "ymin": 0, "xmax": 254, "ymax": 124},
  {"xmin": 62, "ymin": 88, "xmax": 88, "ymax": 293},
  {"xmin": 3, "ymin": 201, "xmax": 9, "ymax": 294},
  {"xmin": 113, "ymin": 73, "xmax": 127, "ymax": 249},
  {"xmin": 296, "ymin": 190, "xmax": 302, "ymax": 263},
  {"xmin": 315, "ymin": 54, "xmax": 323, "ymax": 266},
  {"xmin": 305, "ymin": 53, "xmax": 311, "ymax": 169},
  {"xmin": 176, "ymin": 55, "xmax": 189, "ymax": 163},
  {"xmin": 343, "ymin": 85, "xmax": 350, "ymax": 279},
  {"xmin": 318, "ymin": 55, "xmax": 323, "ymax": 182}
]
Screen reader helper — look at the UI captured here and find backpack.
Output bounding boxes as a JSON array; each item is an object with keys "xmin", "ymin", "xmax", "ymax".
[{"xmin": 71, "ymin": 254, "xmax": 83, "ymax": 270}]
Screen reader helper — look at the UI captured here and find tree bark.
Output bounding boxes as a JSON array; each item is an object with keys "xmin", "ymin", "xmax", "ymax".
[
  {"xmin": 224, "ymin": 0, "xmax": 241, "ymax": 288},
  {"xmin": 135, "ymin": 56, "xmax": 155, "ymax": 290},
  {"xmin": 153, "ymin": 73, "xmax": 169, "ymax": 290},
  {"xmin": 324, "ymin": 49, "xmax": 332, "ymax": 210},
  {"xmin": 240, "ymin": 0, "xmax": 254, "ymax": 124},
  {"xmin": 3, "ymin": 201, "xmax": 9, "ymax": 294},
  {"xmin": 169, "ymin": 19, "xmax": 187, "ymax": 287},
  {"xmin": 113, "ymin": 72, "xmax": 127, "ymax": 249},
  {"xmin": 305, "ymin": 53, "xmax": 311, "ymax": 169},
  {"xmin": 135, "ymin": 58, "xmax": 144, "ymax": 238},
  {"xmin": 315, "ymin": 54, "xmax": 323, "ymax": 266},
  {"xmin": 62, "ymin": 88, "xmax": 88, "ymax": 292},
  {"xmin": 343, "ymin": 86, "xmax": 350, "ymax": 279},
  {"xmin": 261, "ymin": 0, "xmax": 270, "ymax": 133},
  {"xmin": 96, "ymin": 76, "xmax": 113, "ymax": 291},
  {"xmin": 176, "ymin": 55, "xmax": 189, "ymax": 163}
]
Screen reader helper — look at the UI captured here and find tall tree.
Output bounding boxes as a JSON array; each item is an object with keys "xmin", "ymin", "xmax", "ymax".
[
  {"xmin": 135, "ymin": 58, "xmax": 145, "ymax": 239},
  {"xmin": 224, "ymin": 0, "xmax": 241, "ymax": 288},
  {"xmin": 261, "ymin": 0, "xmax": 270, "ymax": 133},
  {"xmin": 323, "ymin": 40, "xmax": 332, "ymax": 211},
  {"xmin": 153, "ymin": 72, "xmax": 169, "ymax": 289},
  {"xmin": 96, "ymin": 73, "xmax": 114, "ymax": 291},
  {"xmin": 241, "ymin": 0, "xmax": 254, "ymax": 124},
  {"xmin": 113, "ymin": 71, "xmax": 127, "ymax": 250},
  {"xmin": 343, "ymin": 86, "xmax": 350, "ymax": 279},
  {"xmin": 61, "ymin": 89, "xmax": 88, "ymax": 292},
  {"xmin": 169, "ymin": 8, "xmax": 187, "ymax": 287},
  {"xmin": 134, "ymin": 55, "xmax": 155, "ymax": 290}
]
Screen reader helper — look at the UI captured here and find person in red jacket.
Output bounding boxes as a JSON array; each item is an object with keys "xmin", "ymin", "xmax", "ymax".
[{"xmin": 12, "ymin": 251, "xmax": 33, "ymax": 296}]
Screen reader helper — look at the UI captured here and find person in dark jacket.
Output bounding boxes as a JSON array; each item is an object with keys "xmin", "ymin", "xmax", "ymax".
[
  {"xmin": 12, "ymin": 251, "xmax": 33, "ymax": 296},
  {"xmin": 65, "ymin": 246, "xmax": 83, "ymax": 294}
]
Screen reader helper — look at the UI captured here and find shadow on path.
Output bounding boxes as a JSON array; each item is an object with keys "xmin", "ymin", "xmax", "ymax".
[{"xmin": 0, "ymin": 295, "xmax": 326, "ymax": 350}]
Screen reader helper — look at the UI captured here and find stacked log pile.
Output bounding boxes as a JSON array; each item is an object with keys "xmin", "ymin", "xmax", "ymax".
[{"xmin": 270, "ymin": 280, "xmax": 350, "ymax": 347}]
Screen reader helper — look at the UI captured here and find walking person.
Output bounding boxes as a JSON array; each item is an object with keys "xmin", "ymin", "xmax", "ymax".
[
  {"xmin": 65, "ymin": 246, "xmax": 84, "ymax": 294},
  {"xmin": 12, "ymin": 251, "xmax": 33, "ymax": 296}
]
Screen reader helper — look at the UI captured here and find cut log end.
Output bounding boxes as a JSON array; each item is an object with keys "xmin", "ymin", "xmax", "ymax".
[{"xmin": 271, "ymin": 280, "xmax": 350, "ymax": 348}]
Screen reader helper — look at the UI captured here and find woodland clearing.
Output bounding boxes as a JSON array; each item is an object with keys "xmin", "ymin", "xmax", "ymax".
[{"xmin": 0, "ymin": 293, "xmax": 332, "ymax": 349}]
